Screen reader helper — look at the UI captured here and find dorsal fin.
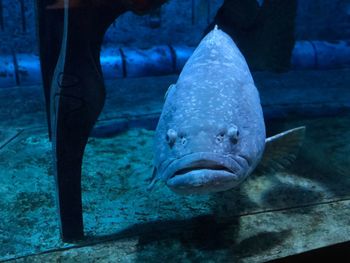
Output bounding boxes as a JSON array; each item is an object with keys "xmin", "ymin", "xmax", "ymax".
[{"xmin": 164, "ymin": 84, "xmax": 176, "ymax": 100}]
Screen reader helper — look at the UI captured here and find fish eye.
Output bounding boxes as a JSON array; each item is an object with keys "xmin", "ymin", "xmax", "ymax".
[
  {"xmin": 228, "ymin": 126, "xmax": 239, "ymax": 143},
  {"xmin": 166, "ymin": 129, "xmax": 177, "ymax": 146}
]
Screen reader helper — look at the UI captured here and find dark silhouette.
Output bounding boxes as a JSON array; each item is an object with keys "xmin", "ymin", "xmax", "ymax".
[
  {"xmin": 35, "ymin": 0, "xmax": 166, "ymax": 242},
  {"xmin": 207, "ymin": 0, "xmax": 297, "ymax": 72}
]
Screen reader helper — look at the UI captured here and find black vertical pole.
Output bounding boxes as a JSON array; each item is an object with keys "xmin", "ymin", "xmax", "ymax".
[
  {"xmin": 19, "ymin": 0, "xmax": 26, "ymax": 33},
  {"xmin": 50, "ymin": 0, "xmax": 128, "ymax": 242},
  {"xmin": 0, "ymin": 0, "xmax": 4, "ymax": 31}
]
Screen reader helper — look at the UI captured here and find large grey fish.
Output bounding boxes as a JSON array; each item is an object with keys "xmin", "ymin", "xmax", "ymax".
[{"xmin": 150, "ymin": 26, "xmax": 305, "ymax": 195}]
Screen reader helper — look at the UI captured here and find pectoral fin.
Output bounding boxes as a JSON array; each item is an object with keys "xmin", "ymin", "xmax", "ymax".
[
  {"xmin": 256, "ymin": 126, "xmax": 306, "ymax": 174},
  {"xmin": 147, "ymin": 167, "xmax": 158, "ymax": 191}
]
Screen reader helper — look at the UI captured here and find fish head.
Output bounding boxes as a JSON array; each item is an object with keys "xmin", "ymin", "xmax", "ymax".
[{"xmin": 153, "ymin": 108, "xmax": 264, "ymax": 195}]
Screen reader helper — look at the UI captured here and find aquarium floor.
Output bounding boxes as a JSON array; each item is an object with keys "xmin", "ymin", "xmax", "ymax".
[{"xmin": 0, "ymin": 71, "xmax": 350, "ymax": 262}]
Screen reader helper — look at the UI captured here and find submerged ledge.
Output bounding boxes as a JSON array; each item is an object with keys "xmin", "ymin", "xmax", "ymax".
[{"xmin": 0, "ymin": 69, "xmax": 349, "ymax": 137}]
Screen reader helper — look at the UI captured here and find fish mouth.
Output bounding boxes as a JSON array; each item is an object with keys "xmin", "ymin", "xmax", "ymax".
[
  {"xmin": 163, "ymin": 152, "xmax": 248, "ymax": 195},
  {"xmin": 173, "ymin": 165, "xmax": 233, "ymax": 177}
]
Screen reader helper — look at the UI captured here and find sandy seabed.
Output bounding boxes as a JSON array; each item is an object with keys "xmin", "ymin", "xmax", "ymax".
[{"xmin": 1, "ymin": 114, "xmax": 350, "ymax": 262}]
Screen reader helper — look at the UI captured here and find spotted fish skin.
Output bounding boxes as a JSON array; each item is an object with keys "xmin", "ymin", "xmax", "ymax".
[
  {"xmin": 150, "ymin": 26, "xmax": 267, "ymax": 195},
  {"xmin": 152, "ymin": 27, "xmax": 305, "ymax": 195}
]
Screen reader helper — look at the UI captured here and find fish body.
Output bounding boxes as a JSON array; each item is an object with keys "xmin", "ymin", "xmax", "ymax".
[{"xmin": 152, "ymin": 26, "xmax": 305, "ymax": 195}]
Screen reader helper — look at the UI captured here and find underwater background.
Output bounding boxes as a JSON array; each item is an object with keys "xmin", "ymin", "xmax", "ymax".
[{"xmin": 0, "ymin": 0, "xmax": 350, "ymax": 262}]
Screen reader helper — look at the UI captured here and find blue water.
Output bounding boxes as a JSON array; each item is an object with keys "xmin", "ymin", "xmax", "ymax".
[{"xmin": 0, "ymin": 0, "xmax": 349, "ymax": 262}]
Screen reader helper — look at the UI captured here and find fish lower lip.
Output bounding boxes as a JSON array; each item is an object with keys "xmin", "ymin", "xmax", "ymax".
[
  {"xmin": 171, "ymin": 166, "xmax": 233, "ymax": 178},
  {"xmin": 166, "ymin": 168, "xmax": 239, "ymax": 194}
]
